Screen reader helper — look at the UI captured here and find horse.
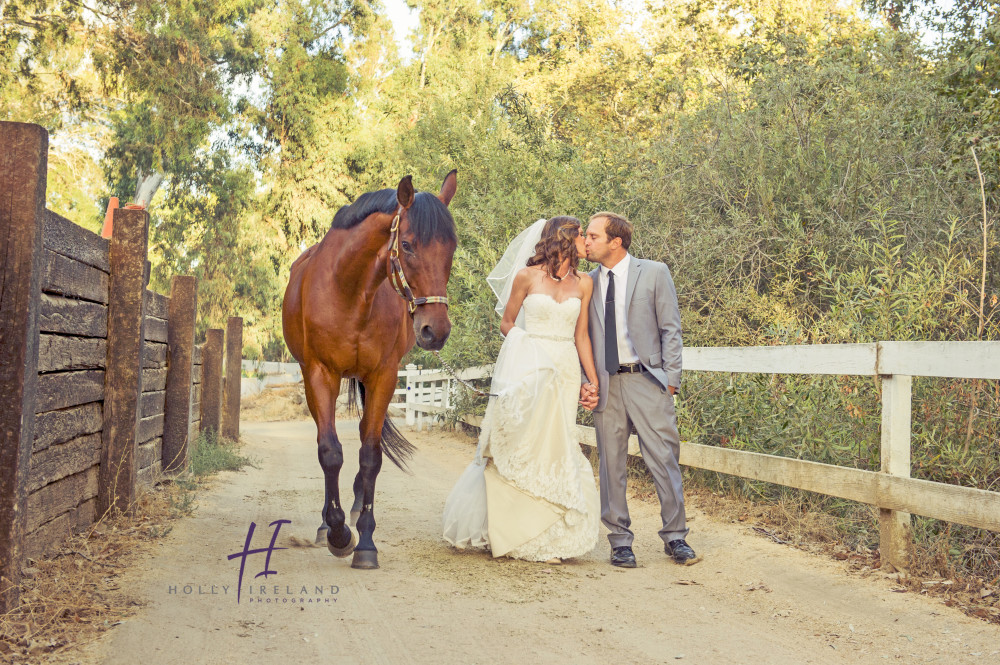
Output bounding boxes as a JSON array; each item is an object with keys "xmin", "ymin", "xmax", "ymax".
[{"xmin": 282, "ymin": 171, "xmax": 458, "ymax": 569}]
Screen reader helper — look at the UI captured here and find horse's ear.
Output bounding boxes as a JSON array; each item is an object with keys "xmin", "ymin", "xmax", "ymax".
[
  {"xmin": 397, "ymin": 175, "xmax": 415, "ymax": 209},
  {"xmin": 438, "ymin": 169, "xmax": 458, "ymax": 207}
]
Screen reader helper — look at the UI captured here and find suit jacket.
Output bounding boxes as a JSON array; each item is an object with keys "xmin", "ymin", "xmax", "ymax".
[{"xmin": 588, "ymin": 256, "xmax": 683, "ymax": 413}]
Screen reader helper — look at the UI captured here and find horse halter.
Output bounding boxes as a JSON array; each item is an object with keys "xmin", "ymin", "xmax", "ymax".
[{"xmin": 387, "ymin": 207, "xmax": 450, "ymax": 315}]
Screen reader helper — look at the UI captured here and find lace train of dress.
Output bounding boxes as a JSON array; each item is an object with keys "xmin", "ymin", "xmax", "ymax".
[{"xmin": 442, "ymin": 294, "xmax": 600, "ymax": 561}]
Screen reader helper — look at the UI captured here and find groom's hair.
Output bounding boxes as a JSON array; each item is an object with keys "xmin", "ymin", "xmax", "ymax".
[{"xmin": 590, "ymin": 212, "xmax": 632, "ymax": 250}]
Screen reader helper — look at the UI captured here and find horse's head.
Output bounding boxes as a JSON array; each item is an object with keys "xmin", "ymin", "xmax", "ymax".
[{"xmin": 392, "ymin": 170, "xmax": 458, "ymax": 351}]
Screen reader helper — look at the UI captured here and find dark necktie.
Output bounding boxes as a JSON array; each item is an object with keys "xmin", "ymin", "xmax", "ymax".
[{"xmin": 605, "ymin": 271, "xmax": 619, "ymax": 374}]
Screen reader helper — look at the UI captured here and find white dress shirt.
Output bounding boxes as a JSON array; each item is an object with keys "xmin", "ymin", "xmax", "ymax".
[{"xmin": 600, "ymin": 254, "xmax": 640, "ymax": 364}]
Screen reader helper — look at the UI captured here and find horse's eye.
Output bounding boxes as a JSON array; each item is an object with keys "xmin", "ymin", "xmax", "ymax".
[{"xmin": 401, "ymin": 240, "xmax": 414, "ymax": 255}]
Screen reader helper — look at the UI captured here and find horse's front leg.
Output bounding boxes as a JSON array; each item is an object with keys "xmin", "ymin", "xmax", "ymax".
[
  {"xmin": 303, "ymin": 364, "xmax": 356, "ymax": 556},
  {"xmin": 351, "ymin": 373, "xmax": 398, "ymax": 570}
]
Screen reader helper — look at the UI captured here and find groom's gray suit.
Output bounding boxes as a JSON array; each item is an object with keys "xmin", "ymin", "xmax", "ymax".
[{"xmin": 588, "ymin": 255, "xmax": 688, "ymax": 547}]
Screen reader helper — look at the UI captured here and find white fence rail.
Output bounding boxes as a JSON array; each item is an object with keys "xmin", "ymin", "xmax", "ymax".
[
  {"xmin": 395, "ymin": 341, "xmax": 1000, "ymax": 572},
  {"xmin": 240, "ymin": 342, "xmax": 1000, "ymax": 571},
  {"xmin": 241, "ymin": 360, "xmax": 303, "ymax": 396}
]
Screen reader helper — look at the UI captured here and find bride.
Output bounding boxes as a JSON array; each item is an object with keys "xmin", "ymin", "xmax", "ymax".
[{"xmin": 442, "ymin": 216, "xmax": 601, "ymax": 562}]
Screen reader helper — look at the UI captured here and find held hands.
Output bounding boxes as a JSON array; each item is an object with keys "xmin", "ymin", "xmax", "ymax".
[{"xmin": 579, "ymin": 382, "xmax": 599, "ymax": 411}]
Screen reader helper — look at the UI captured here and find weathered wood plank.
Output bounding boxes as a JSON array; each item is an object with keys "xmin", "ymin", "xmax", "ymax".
[
  {"xmin": 877, "ymin": 341, "xmax": 1000, "ymax": 380},
  {"xmin": 144, "ymin": 289, "xmax": 169, "ymax": 320},
  {"xmin": 163, "ymin": 275, "xmax": 197, "ymax": 472},
  {"xmin": 138, "ymin": 414, "xmax": 164, "ymax": 445},
  {"xmin": 676, "ymin": 440, "xmax": 1000, "ymax": 533},
  {"xmin": 142, "ymin": 368, "xmax": 169, "ymax": 392},
  {"xmin": 200, "ymin": 329, "xmax": 223, "ymax": 434},
  {"xmin": 28, "ymin": 433, "xmax": 101, "ymax": 493},
  {"xmin": 43, "ymin": 210, "xmax": 109, "ymax": 272},
  {"xmin": 143, "ymin": 341, "xmax": 167, "ymax": 368},
  {"xmin": 222, "ymin": 317, "xmax": 243, "ymax": 440},
  {"xmin": 136, "ymin": 461, "xmax": 162, "ymax": 487},
  {"xmin": 39, "ymin": 293, "xmax": 107, "ymax": 338},
  {"xmin": 880, "ymin": 375, "xmax": 913, "ymax": 571},
  {"xmin": 141, "ymin": 390, "xmax": 166, "ymax": 418},
  {"xmin": 683, "ymin": 344, "xmax": 878, "ymax": 375},
  {"xmin": 37, "ymin": 334, "xmax": 106, "ymax": 372},
  {"xmin": 137, "ymin": 437, "xmax": 162, "ymax": 471},
  {"xmin": 34, "ymin": 402, "xmax": 103, "ymax": 452},
  {"xmin": 36, "ymin": 370, "xmax": 104, "ymax": 413},
  {"xmin": 25, "ymin": 510, "xmax": 71, "ymax": 559},
  {"xmin": 27, "ymin": 466, "xmax": 98, "ymax": 532},
  {"xmin": 193, "ymin": 344, "xmax": 203, "ymax": 365},
  {"xmin": 0, "ymin": 120, "xmax": 47, "ymax": 611},
  {"xmin": 144, "ymin": 315, "xmax": 168, "ymax": 343},
  {"xmin": 25, "ymin": 496, "xmax": 96, "ymax": 559},
  {"xmin": 98, "ymin": 208, "xmax": 148, "ymax": 515},
  {"xmin": 192, "ymin": 364, "xmax": 202, "ymax": 384},
  {"xmin": 42, "ymin": 249, "xmax": 109, "ymax": 304}
]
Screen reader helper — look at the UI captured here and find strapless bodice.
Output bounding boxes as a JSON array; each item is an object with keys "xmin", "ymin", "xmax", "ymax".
[{"xmin": 522, "ymin": 293, "xmax": 580, "ymax": 340}]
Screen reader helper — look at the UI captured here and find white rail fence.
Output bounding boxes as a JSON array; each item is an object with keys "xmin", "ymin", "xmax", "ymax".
[
  {"xmin": 395, "ymin": 340, "xmax": 1000, "ymax": 572},
  {"xmin": 241, "ymin": 360, "xmax": 302, "ymax": 396},
  {"xmin": 241, "ymin": 342, "xmax": 1000, "ymax": 571}
]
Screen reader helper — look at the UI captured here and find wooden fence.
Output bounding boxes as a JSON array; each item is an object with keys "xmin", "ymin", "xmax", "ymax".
[
  {"xmin": 0, "ymin": 121, "xmax": 243, "ymax": 611},
  {"xmin": 398, "ymin": 341, "xmax": 1000, "ymax": 573}
]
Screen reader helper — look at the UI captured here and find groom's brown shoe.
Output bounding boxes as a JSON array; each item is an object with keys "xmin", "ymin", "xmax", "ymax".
[
  {"xmin": 665, "ymin": 539, "xmax": 700, "ymax": 565},
  {"xmin": 610, "ymin": 546, "xmax": 637, "ymax": 568}
]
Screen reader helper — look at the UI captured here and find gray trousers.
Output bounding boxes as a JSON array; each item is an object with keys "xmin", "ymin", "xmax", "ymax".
[{"xmin": 594, "ymin": 371, "xmax": 688, "ymax": 548}]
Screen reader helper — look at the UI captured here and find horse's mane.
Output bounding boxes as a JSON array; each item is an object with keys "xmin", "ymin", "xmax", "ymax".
[{"xmin": 331, "ymin": 188, "xmax": 456, "ymax": 245}]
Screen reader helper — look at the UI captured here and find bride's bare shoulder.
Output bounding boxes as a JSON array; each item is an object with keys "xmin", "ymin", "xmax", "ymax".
[
  {"xmin": 517, "ymin": 265, "xmax": 545, "ymax": 280},
  {"xmin": 513, "ymin": 266, "xmax": 543, "ymax": 289}
]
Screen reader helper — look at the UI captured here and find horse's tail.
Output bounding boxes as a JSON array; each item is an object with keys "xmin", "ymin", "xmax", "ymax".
[{"xmin": 347, "ymin": 379, "xmax": 416, "ymax": 472}]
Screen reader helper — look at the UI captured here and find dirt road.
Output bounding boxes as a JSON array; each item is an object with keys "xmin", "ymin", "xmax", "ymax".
[{"xmin": 74, "ymin": 419, "xmax": 999, "ymax": 665}]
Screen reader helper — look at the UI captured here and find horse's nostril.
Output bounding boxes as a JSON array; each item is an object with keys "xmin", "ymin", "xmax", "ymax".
[{"xmin": 419, "ymin": 325, "xmax": 434, "ymax": 340}]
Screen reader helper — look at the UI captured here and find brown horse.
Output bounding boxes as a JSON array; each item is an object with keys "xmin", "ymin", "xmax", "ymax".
[{"xmin": 282, "ymin": 171, "xmax": 458, "ymax": 569}]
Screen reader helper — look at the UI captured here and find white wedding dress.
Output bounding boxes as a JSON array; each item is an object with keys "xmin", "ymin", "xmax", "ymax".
[{"xmin": 442, "ymin": 293, "xmax": 600, "ymax": 561}]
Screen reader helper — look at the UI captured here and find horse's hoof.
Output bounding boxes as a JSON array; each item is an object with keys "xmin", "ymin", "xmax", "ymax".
[
  {"xmin": 315, "ymin": 525, "xmax": 330, "ymax": 546},
  {"xmin": 327, "ymin": 528, "xmax": 357, "ymax": 558},
  {"xmin": 349, "ymin": 509, "xmax": 361, "ymax": 527},
  {"xmin": 351, "ymin": 549, "xmax": 379, "ymax": 570}
]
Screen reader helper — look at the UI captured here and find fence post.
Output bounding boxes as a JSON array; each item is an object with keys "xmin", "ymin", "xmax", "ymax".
[
  {"xmin": 162, "ymin": 275, "xmax": 197, "ymax": 472},
  {"xmin": 879, "ymin": 373, "xmax": 913, "ymax": 572},
  {"xmin": 0, "ymin": 122, "xmax": 48, "ymax": 612},
  {"xmin": 405, "ymin": 363, "xmax": 417, "ymax": 427},
  {"xmin": 222, "ymin": 317, "xmax": 243, "ymax": 441},
  {"xmin": 98, "ymin": 208, "xmax": 149, "ymax": 516},
  {"xmin": 201, "ymin": 329, "xmax": 224, "ymax": 435}
]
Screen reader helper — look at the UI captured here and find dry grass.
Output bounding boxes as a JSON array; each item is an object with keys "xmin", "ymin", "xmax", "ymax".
[
  {"xmin": 580, "ymin": 442, "xmax": 1000, "ymax": 625},
  {"xmin": 241, "ymin": 381, "xmax": 361, "ymax": 423},
  {"xmin": 0, "ymin": 431, "xmax": 257, "ymax": 662},
  {"xmin": 241, "ymin": 383, "xmax": 312, "ymax": 422},
  {"xmin": 0, "ymin": 481, "xmax": 196, "ymax": 663},
  {"xmin": 684, "ymin": 482, "xmax": 999, "ymax": 623}
]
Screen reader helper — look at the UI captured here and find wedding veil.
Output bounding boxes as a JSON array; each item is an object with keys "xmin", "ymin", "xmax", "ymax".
[{"xmin": 486, "ymin": 218, "xmax": 547, "ymax": 328}]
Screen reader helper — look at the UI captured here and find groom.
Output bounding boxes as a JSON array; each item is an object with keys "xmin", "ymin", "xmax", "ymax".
[{"xmin": 580, "ymin": 212, "xmax": 698, "ymax": 567}]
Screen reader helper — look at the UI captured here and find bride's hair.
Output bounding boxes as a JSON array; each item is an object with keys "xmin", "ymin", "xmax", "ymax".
[{"xmin": 526, "ymin": 216, "xmax": 581, "ymax": 279}]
